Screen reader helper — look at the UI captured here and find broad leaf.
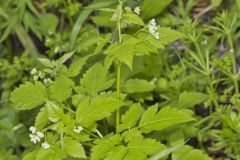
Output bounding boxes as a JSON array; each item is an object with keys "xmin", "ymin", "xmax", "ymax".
[
  {"xmin": 117, "ymin": 103, "xmax": 143, "ymax": 132},
  {"xmin": 79, "ymin": 63, "xmax": 115, "ymax": 96},
  {"xmin": 35, "ymin": 107, "xmax": 48, "ymax": 129},
  {"xmin": 172, "ymin": 145, "xmax": 212, "ymax": 160},
  {"xmin": 46, "ymin": 100, "xmax": 63, "ymax": 123},
  {"xmin": 139, "ymin": 105, "xmax": 194, "ymax": 133},
  {"xmin": 64, "ymin": 137, "xmax": 86, "ymax": 159},
  {"xmin": 178, "ymin": 91, "xmax": 208, "ymax": 108},
  {"xmin": 76, "ymin": 96, "xmax": 124, "ymax": 127},
  {"xmin": 122, "ymin": 79, "xmax": 155, "ymax": 94},
  {"xmin": 49, "ymin": 75, "xmax": 74, "ymax": 102},
  {"xmin": 11, "ymin": 81, "xmax": 47, "ymax": 110},
  {"xmin": 91, "ymin": 134, "xmax": 122, "ymax": 160}
]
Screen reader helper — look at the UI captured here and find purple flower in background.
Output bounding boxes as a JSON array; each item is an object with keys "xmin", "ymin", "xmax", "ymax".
[
  {"xmin": 173, "ymin": 41, "xmax": 188, "ymax": 50},
  {"xmin": 217, "ymin": 43, "xmax": 228, "ymax": 58},
  {"xmin": 237, "ymin": 64, "xmax": 240, "ymax": 72}
]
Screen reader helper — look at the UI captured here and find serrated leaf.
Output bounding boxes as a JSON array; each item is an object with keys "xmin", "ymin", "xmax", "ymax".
[
  {"xmin": 178, "ymin": 91, "xmax": 208, "ymax": 108},
  {"xmin": 122, "ymin": 128, "xmax": 143, "ymax": 142},
  {"xmin": 117, "ymin": 103, "xmax": 143, "ymax": 132},
  {"xmin": 11, "ymin": 81, "xmax": 47, "ymax": 110},
  {"xmin": 91, "ymin": 134, "xmax": 122, "ymax": 160},
  {"xmin": 172, "ymin": 145, "xmax": 212, "ymax": 160},
  {"xmin": 106, "ymin": 137, "xmax": 165, "ymax": 160},
  {"xmin": 123, "ymin": 11, "xmax": 145, "ymax": 26},
  {"xmin": 64, "ymin": 137, "xmax": 86, "ymax": 159},
  {"xmin": 49, "ymin": 75, "xmax": 74, "ymax": 102},
  {"xmin": 35, "ymin": 149, "xmax": 52, "ymax": 160},
  {"xmin": 158, "ymin": 27, "xmax": 184, "ymax": 45},
  {"xmin": 79, "ymin": 63, "xmax": 115, "ymax": 96},
  {"xmin": 35, "ymin": 107, "xmax": 48, "ymax": 129},
  {"xmin": 139, "ymin": 105, "xmax": 194, "ymax": 133},
  {"xmin": 105, "ymin": 146, "xmax": 127, "ymax": 160},
  {"xmin": 68, "ymin": 55, "xmax": 90, "ymax": 77},
  {"xmin": 76, "ymin": 96, "xmax": 124, "ymax": 127},
  {"xmin": 122, "ymin": 79, "xmax": 155, "ymax": 94},
  {"xmin": 46, "ymin": 100, "xmax": 63, "ymax": 122},
  {"xmin": 105, "ymin": 35, "xmax": 160, "ymax": 70}
]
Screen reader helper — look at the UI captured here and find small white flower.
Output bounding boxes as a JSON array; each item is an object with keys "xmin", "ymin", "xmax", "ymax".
[
  {"xmin": 36, "ymin": 131, "xmax": 44, "ymax": 138},
  {"xmin": 148, "ymin": 18, "xmax": 160, "ymax": 40},
  {"xmin": 29, "ymin": 126, "xmax": 36, "ymax": 134},
  {"xmin": 29, "ymin": 134, "xmax": 41, "ymax": 144},
  {"xmin": 73, "ymin": 126, "xmax": 83, "ymax": 134},
  {"xmin": 42, "ymin": 142, "xmax": 50, "ymax": 149},
  {"xmin": 30, "ymin": 68, "xmax": 37, "ymax": 75},
  {"xmin": 134, "ymin": 7, "xmax": 140, "ymax": 15}
]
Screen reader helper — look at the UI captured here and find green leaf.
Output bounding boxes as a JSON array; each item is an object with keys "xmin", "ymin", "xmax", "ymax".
[
  {"xmin": 79, "ymin": 64, "xmax": 115, "ymax": 96},
  {"xmin": 49, "ymin": 75, "xmax": 74, "ymax": 102},
  {"xmin": 68, "ymin": 55, "xmax": 91, "ymax": 77},
  {"xmin": 76, "ymin": 96, "xmax": 124, "ymax": 127},
  {"xmin": 122, "ymin": 128, "xmax": 143, "ymax": 142},
  {"xmin": 141, "ymin": 0, "xmax": 172, "ymax": 18},
  {"xmin": 139, "ymin": 105, "xmax": 194, "ymax": 133},
  {"xmin": 36, "ymin": 149, "xmax": 52, "ymax": 160},
  {"xmin": 105, "ymin": 35, "xmax": 159, "ymax": 70},
  {"xmin": 70, "ymin": 0, "xmax": 117, "ymax": 49},
  {"xmin": 64, "ymin": 137, "xmax": 86, "ymax": 159},
  {"xmin": 172, "ymin": 145, "xmax": 212, "ymax": 160},
  {"xmin": 122, "ymin": 79, "xmax": 155, "ymax": 94},
  {"xmin": 123, "ymin": 11, "xmax": 145, "ymax": 26},
  {"xmin": 157, "ymin": 27, "xmax": 184, "ymax": 45},
  {"xmin": 178, "ymin": 91, "xmax": 208, "ymax": 108},
  {"xmin": 38, "ymin": 58, "xmax": 52, "ymax": 68},
  {"xmin": 91, "ymin": 134, "xmax": 122, "ymax": 160},
  {"xmin": 11, "ymin": 81, "xmax": 47, "ymax": 110},
  {"xmin": 54, "ymin": 52, "xmax": 74, "ymax": 66},
  {"xmin": 38, "ymin": 13, "xmax": 58, "ymax": 34},
  {"xmin": 35, "ymin": 107, "xmax": 48, "ymax": 130},
  {"xmin": 106, "ymin": 137, "xmax": 165, "ymax": 160},
  {"xmin": 149, "ymin": 142, "xmax": 185, "ymax": 160},
  {"xmin": 46, "ymin": 100, "xmax": 63, "ymax": 123},
  {"xmin": 105, "ymin": 146, "xmax": 127, "ymax": 160},
  {"xmin": 117, "ymin": 103, "xmax": 143, "ymax": 132}
]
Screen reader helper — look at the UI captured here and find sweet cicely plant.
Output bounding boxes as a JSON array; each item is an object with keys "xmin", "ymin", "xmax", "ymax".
[{"xmin": 10, "ymin": 0, "xmax": 211, "ymax": 159}]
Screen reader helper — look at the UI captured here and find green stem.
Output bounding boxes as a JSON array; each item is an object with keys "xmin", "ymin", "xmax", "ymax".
[
  {"xmin": 207, "ymin": 75, "xmax": 219, "ymax": 113},
  {"xmin": 116, "ymin": 1, "xmax": 123, "ymax": 131},
  {"xmin": 227, "ymin": 33, "xmax": 239, "ymax": 94}
]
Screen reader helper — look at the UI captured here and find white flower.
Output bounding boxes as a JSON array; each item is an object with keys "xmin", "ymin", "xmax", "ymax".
[
  {"xmin": 134, "ymin": 7, "xmax": 140, "ymax": 15},
  {"xmin": 38, "ymin": 71, "xmax": 45, "ymax": 79},
  {"xmin": 42, "ymin": 142, "xmax": 50, "ymax": 149},
  {"xmin": 148, "ymin": 18, "xmax": 160, "ymax": 40},
  {"xmin": 29, "ymin": 127, "xmax": 44, "ymax": 144},
  {"xmin": 73, "ymin": 126, "xmax": 83, "ymax": 134},
  {"xmin": 29, "ymin": 134, "xmax": 41, "ymax": 144},
  {"xmin": 30, "ymin": 68, "xmax": 37, "ymax": 75},
  {"xmin": 29, "ymin": 126, "xmax": 36, "ymax": 134},
  {"xmin": 44, "ymin": 78, "xmax": 53, "ymax": 84}
]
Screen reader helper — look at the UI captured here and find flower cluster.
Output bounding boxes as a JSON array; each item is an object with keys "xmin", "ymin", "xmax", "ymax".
[
  {"xmin": 73, "ymin": 126, "xmax": 83, "ymax": 134},
  {"xmin": 29, "ymin": 126, "xmax": 50, "ymax": 149},
  {"xmin": 148, "ymin": 19, "xmax": 160, "ymax": 39},
  {"xmin": 134, "ymin": 7, "xmax": 140, "ymax": 15},
  {"xmin": 30, "ymin": 68, "xmax": 52, "ymax": 84},
  {"xmin": 29, "ymin": 126, "xmax": 44, "ymax": 144},
  {"xmin": 42, "ymin": 142, "xmax": 50, "ymax": 149}
]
